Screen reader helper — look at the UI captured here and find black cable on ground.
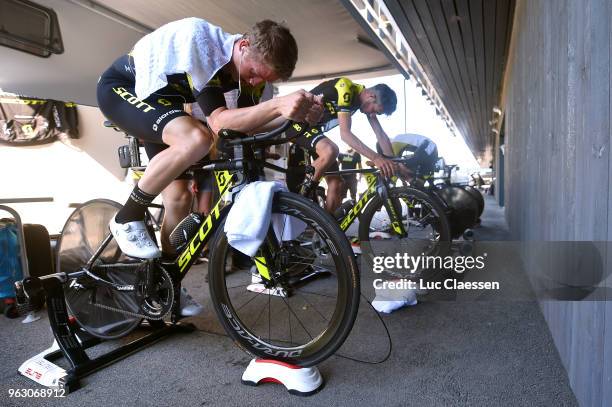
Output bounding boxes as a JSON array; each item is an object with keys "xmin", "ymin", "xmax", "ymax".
[
  {"xmin": 195, "ymin": 327, "xmax": 228, "ymax": 337},
  {"xmin": 332, "ymin": 292, "xmax": 392, "ymax": 365},
  {"xmin": 193, "ymin": 292, "xmax": 394, "ymax": 365}
]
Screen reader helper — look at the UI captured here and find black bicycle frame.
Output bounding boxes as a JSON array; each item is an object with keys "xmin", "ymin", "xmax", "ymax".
[
  {"xmin": 75, "ymin": 156, "xmax": 281, "ymax": 289},
  {"xmin": 323, "ymin": 168, "xmax": 408, "ymax": 237},
  {"xmin": 174, "ymin": 169, "xmax": 235, "ymax": 274}
]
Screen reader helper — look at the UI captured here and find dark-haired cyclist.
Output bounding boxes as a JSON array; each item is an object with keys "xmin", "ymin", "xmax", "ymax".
[{"xmin": 285, "ymin": 77, "xmax": 398, "ymax": 213}]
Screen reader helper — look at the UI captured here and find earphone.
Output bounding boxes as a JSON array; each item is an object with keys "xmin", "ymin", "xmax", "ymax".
[{"xmin": 237, "ymin": 45, "xmax": 246, "ymax": 98}]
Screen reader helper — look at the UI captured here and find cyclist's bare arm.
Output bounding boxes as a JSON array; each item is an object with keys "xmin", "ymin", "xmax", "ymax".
[
  {"xmin": 206, "ymin": 90, "xmax": 323, "ymax": 135},
  {"xmin": 338, "ymin": 112, "xmax": 396, "ymax": 177},
  {"xmin": 396, "ymin": 163, "xmax": 413, "ymax": 180},
  {"xmin": 250, "ymin": 95, "xmax": 324, "ymax": 133},
  {"xmin": 253, "ymin": 116, "xmax": 286, "ymax": 133},
  {"xmin": 367, "ymin": 113, "xmax": 394, "ymax": 157}
]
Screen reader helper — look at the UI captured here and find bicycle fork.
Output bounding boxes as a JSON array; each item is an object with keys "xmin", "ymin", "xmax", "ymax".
[
  {"xmin": 378, "ymin": 179, "xmax": 408, "ymax": 238},
  {"xmin": 253, "ymin": 226, "xmax": 281, "ymax": 284}
]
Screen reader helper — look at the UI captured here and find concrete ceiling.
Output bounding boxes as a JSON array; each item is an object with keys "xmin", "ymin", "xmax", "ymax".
[
  {"xmin": 0, "ymin": 0, "xmax": 394, "ymax": 105},
  {"xmin": 95, "ymin": 0, "xmax": 395, "ymax": 82},
  {"xmin": 2, "ymin": 0, "xmax": 515, "ymax": 162},
  {"xmin": 344, "ymin": 0, "xmax": 515, "ymax": 162},
  {"xmin": 384, "ymin": 0, "xmax": 516, "ymax": 159}
]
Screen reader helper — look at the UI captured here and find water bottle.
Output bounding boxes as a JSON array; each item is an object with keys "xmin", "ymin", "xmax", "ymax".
[
  {"xmin": 333, "ymin": 200, "xmax": 355, "ymax": 221},
  {"xmin": 169, "ymin": 213, "xmax": 204, "ymax": 252}
]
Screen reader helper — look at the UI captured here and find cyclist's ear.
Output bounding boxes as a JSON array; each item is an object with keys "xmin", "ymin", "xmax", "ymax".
[{"xmin": 239, "ymin": 38, "xmax": 250, "ymax": 54}]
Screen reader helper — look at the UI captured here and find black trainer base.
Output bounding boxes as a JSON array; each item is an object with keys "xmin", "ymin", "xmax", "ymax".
[{"xmin": 18, "ymin": 274, "xmax": 195, "ymax": 393}]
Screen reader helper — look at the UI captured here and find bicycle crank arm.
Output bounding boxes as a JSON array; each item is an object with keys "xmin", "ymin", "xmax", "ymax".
[
  {"xmin": 286, "ymin": 266, "xmax": 331, "ymax": 288},
  {"xmin": 70, "ymin": 267, "xmax": 136, "ymax": 292}
]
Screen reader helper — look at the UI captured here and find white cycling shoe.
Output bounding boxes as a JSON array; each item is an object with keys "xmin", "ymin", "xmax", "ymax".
[
  {"xmin": 179, "ymin": 287, "xmax": 204, "ymax": 316},
  {"xmin": 109, "ymin": 217, "xmax": 161, "ymax": 259}
]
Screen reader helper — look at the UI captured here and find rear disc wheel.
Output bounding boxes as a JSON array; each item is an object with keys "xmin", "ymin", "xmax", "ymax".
[{"xmin": 58, "ymin": 199, "xmax": 142, "ymax": 339}]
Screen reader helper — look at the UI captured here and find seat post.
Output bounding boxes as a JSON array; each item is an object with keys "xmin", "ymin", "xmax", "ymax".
[{"xmin": 128, "ymin": 136, "xmax": 141, "ymax": 168}]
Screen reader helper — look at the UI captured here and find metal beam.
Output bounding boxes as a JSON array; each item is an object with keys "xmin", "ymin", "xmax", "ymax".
[
  {"xmin": 341, "ymin": 0, "xmax": 460, "ymax": 137},
  {"xmin": 287, "ymin": 63, "xmax": 394, "ymax": 83},
  {"xmin": 67, "ymin": 0, "xmax": 153, "ymax": 34}
]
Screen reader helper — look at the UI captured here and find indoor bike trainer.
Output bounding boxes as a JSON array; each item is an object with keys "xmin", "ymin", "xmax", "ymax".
[
  {"xmin": 15, "ymin": 274, "xmax": 195, "ymax": 392},
  {"xmin": 15, "ymin": 270, "xmax": 325, "ymax": 396}
]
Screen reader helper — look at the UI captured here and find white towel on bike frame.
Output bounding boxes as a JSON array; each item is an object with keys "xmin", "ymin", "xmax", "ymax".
[
  {"xmin": 132, "ymin": 18, "xmax": 242, "ymax": 100},
  {"xmin": 225, "ymin": 181, "xmax": 306, "ymax": 257}
]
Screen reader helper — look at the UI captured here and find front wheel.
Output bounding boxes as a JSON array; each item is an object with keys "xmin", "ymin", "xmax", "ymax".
[
  {"xmin": 208, "ymin": 192, "xmax": 359, "ymax": 367},
  {"xmin": 358, "ymin": 187, "xmax": 451, "ymax": 276}
]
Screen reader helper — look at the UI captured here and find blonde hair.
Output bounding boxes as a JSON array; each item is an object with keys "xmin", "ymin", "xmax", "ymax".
[{"xmin": 244, "ymin": 20, "xmax": 298, "ymax": 81}]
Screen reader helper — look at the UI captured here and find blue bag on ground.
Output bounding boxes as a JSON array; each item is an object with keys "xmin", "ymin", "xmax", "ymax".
[{"xmin": 0, "ymin": 222, "xmax": 23, "ymax": 299}]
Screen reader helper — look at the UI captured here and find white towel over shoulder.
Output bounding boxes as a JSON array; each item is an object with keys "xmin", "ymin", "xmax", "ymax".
[
  {"xmin": 224, "ymin": 182, "xmax": 306, "ymax": 257},
  {"xmin": 132, "ymin": 18, "xmax": 242, "ymax": 100}
]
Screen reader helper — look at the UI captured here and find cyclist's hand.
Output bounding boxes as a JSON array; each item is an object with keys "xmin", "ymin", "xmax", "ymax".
[
  {"xmin": 305, "ymin": 95, "xmax": 324, "ymax": 125},
  {"xmin": 372, "ymin": 156, "xmax": 396, "ymax": 178},
  {"xmin": 277, "ymin": 90, "xmax": 319, "ymax": 123},
  {"xmin": 397, "ymin": 163, "xmax": 413, "ymax": 180}
]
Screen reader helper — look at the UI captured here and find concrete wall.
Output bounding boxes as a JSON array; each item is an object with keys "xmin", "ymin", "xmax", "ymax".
[
  {"xmin": 0, "ymin": 0, "xmax": 143, "ymax": 106},
  {"xmin": 501, "ymin": 0, "xmax": 612, "ymax": 405},
  {"xmin": 0, "ymin": 105, "xmax": 132, "ymax": 234}
]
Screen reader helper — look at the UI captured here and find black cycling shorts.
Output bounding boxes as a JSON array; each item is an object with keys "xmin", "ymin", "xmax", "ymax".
[
  {"xmin": 97, "ymin": 56, "xmax": 190, "ymax": 145},
  {"xmin": 292, "ymin": 130, "xmax": 326, "ymax": 151},
  {"xmin": 288, "ymin": 125, "xmax": 339, "ymax": 172},
  {"xmin": 376, "ymin": 140, "xmax": 438, "ymax": 173},
  {"xmin": 97, "ymin": 55, "xmax": 207, "ymax": 180},
  {"xmin": 400, "ymin": 142, "xmax": 438, "ymax": 173}
]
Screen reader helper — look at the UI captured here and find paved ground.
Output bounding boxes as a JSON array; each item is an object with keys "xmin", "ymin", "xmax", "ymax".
[{"xmin": 0, "ymin": 194, "xmax": 578, "ymax": 406}]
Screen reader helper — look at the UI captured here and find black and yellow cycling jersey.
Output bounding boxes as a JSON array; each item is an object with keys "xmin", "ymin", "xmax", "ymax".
[
  {"xmin": 377, "ymin": 134, "xmax": 439, "ymax": 174},
  {"xmin": 196, "ymin": 67, "xmax": 265, "ymax": 116},
  {"xmin": 97, "ymin": 53, "xmax": 264, "ymax": 179},
  {"xmin": 338, "ymin": 151, "xmax": 362, "ymax": 170},
  {"xmin": 289, "ymin": 77, "xmax": 364, "ymax": 152},
  {"xmin": 312, "ymin": 77, "xmax": 364, "ymax": 133},
  {"xmin": 97, "ymin": 54, "xmax": 264, "ymax": 141}
]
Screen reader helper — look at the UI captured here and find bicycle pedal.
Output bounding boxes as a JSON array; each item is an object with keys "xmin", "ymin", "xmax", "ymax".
[{"xmin": 286, "ymin": 267, "xmax": 331, "ymax": 287}]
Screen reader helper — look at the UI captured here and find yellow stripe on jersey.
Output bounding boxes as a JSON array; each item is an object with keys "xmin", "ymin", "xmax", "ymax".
[{"xmin": 185, "ymin": 73, "xmax": 195, "ymax": 92}]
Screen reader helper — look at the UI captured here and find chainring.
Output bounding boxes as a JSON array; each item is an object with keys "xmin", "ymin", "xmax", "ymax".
[
  {"xmin": 87, "ymin": 261, "xmax": 175, "ymax": 320},
  {"xmin": 134, "ymin": 262, "xmax": 175, "ymax": 320}
]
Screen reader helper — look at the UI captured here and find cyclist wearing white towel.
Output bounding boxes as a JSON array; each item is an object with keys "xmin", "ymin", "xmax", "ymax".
[
  {"xmin": 97, "ymin": 18, "xmax": 323, "ymax": 316},
  {"xmin": 97, "ymin": 18, "xmax": 323, "ymax": 261}
]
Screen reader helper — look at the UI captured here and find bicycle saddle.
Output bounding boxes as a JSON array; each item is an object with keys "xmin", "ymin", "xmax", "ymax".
[{"xmin": 103, "ymin": 120, "xmax": 129, "ymax": 134}]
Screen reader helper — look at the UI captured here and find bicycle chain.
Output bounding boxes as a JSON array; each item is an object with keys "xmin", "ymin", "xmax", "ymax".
[
  {"xmin": 90, "ymin": 300, "xmax": 163, "ymax": 320},
  {"xmin": 92, "ymin": 262, "xmax": 142, "ymax": 269},
  {"xmin": 86, "ymin": 262, "xmax": 175, "ymax": 321}
]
